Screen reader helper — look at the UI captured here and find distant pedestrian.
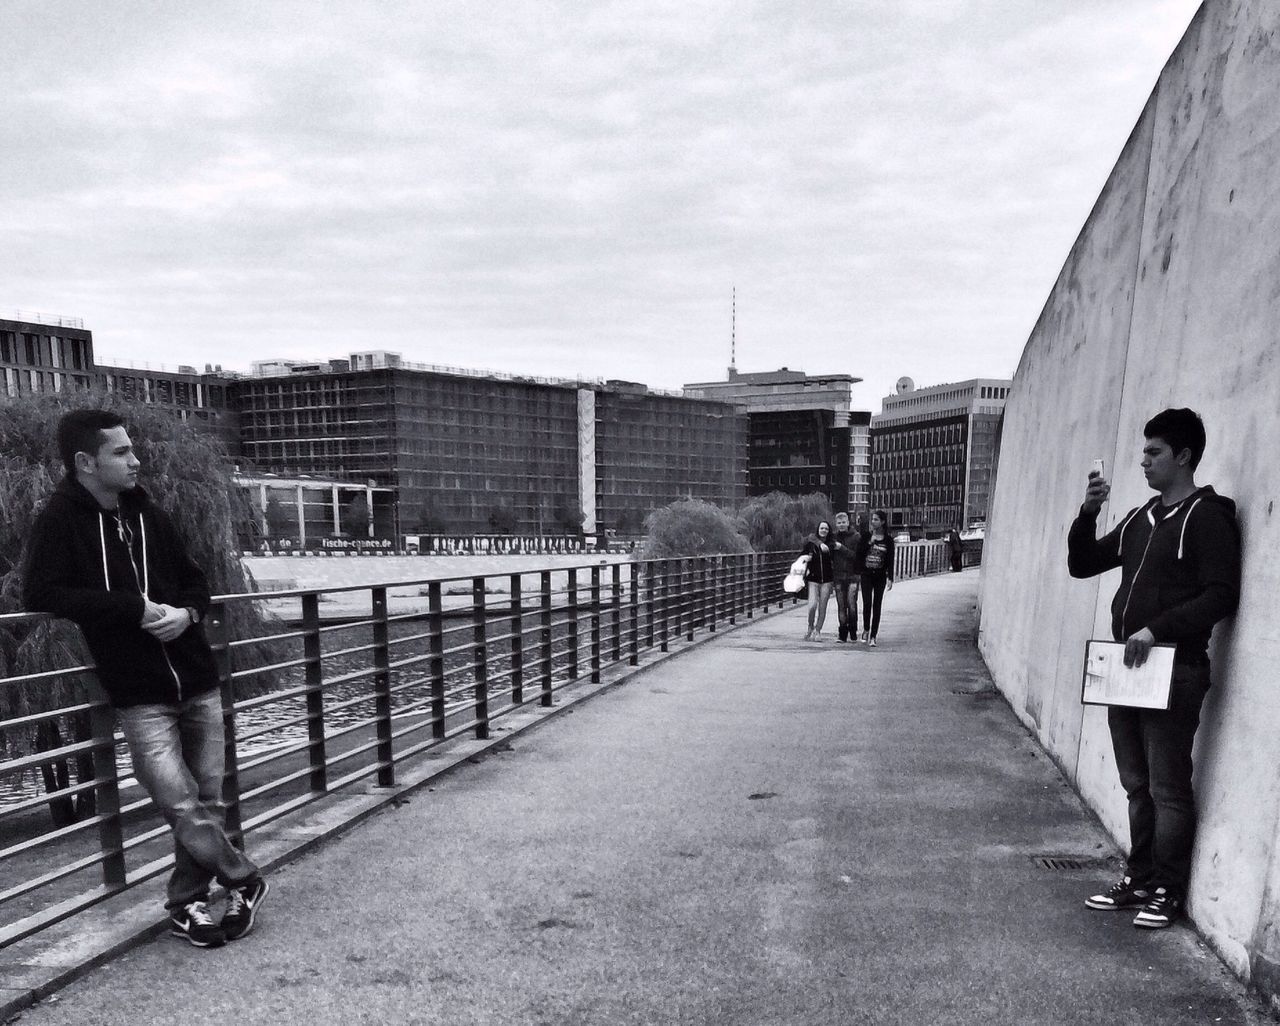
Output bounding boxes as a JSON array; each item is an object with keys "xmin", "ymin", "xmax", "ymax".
[
  {"xmin": 801, "ymin": 520, "xmax": 836, "ymax": 641},
  {"xmin": 831, "ymin": 511, "xmax": 862, "ymax": 643},
  {"xmin": 946, "ymin": 523, "xmax": 964, "ymax": 573},
  {"xmin": 859, "ymin": 510, "xmax": 895, "ymax": 646},
  {"xmin": 22, "ymin": 410, "xmax": 270, "ymax": 948},
  {"xmin": 1069, "ymin": 408, "xmax": 1240, "ymax": 929}
]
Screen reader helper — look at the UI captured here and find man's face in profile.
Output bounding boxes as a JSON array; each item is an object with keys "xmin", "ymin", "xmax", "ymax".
[{"xmin": 1141, "ymin": 437, "xmax": 1184, "ymax": 493}]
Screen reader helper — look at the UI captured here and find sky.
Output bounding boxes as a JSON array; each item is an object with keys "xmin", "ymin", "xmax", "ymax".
[{"xmin": 2, "ymin": 0, "xmax": 1204, "ymax": 411}]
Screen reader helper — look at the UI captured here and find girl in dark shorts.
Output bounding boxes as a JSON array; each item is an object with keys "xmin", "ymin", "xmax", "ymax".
[{"xmin": 801, "ymin": 520, "xmax": 836, "ymax": 641}]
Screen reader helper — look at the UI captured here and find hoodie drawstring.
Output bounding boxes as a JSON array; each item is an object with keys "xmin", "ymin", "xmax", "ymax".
[
  {"xmin": 97, "ymin": 513, "xmax": 111, "ymax": 590},
  {"xmin": 1177, "ymin": 498, "xmax": 1202, "ymax": 560}
]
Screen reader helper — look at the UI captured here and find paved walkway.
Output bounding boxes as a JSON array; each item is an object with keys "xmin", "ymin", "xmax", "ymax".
[{"xmin": 8, "ymin": 572, "xmax": 1272, "ymax": 1025}]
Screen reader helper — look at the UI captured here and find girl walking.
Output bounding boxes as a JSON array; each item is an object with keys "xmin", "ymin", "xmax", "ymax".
[
  {"xmin": 801, "ymin": 520, "xmax": 836, "ymax": 641},
  {"xmin": 859, "ymin": 510, "xmax": 895, "ymax": 646}
]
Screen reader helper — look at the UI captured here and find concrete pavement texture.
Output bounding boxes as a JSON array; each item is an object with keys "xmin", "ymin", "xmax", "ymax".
[{"xmin": 6, "ymin": 572, "xmax": 1271, "ymax": 1025}]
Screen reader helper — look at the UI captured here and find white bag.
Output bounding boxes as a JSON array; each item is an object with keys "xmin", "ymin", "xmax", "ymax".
[{"xmin": 783, "ymin": 554, "xmax": 810, "ymax": 594}]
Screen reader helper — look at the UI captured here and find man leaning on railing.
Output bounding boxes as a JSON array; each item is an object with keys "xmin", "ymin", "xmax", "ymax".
[{"xmin": 21, "ymin": 409, "xmax": 270, "ymax": 949}]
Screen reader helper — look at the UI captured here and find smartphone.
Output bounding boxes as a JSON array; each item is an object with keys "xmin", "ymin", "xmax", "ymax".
[{"xmin": 1090, "ymin": 458, "xmax": 1105, "ymax": 480}]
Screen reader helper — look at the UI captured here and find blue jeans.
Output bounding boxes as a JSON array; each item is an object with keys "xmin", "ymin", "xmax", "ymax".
[
  {"xmin": 116, "ymin": 687, "xmax": 258, "ymax": 910},
  {"xmin": 833, "ymin": 578, "xmax": 859, "ymax": 639},
  {"xmin": 1107, "ymin": 663, "xmax": 1211, "ymax": 897}
]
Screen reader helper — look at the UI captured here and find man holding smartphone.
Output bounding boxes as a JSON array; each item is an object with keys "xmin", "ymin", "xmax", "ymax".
[{"xmin": 1067, "ymin": 408, "xmax": 1240, "ymax": 928}]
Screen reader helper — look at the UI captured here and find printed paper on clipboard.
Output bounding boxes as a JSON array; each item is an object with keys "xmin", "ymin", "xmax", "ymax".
[{"xmin": 1081, "ymin": 640, "xmax": 1175, "ymax": 710}]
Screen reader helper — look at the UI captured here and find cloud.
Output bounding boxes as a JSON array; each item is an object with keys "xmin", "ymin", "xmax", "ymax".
[{"xmin": 0, "ymin": 0, "xmax": 1204, "ymax": 404}]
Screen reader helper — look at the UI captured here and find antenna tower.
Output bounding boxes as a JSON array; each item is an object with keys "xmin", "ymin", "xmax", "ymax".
[{"xmin": 729, "ymin": 286, "xmax": 737, "ymax": 374}]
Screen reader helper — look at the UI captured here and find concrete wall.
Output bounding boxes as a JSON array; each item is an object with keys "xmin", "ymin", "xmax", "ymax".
[{"xmin": 978, "ymin": 0, "xmax": 1280, "ymax": 1001}]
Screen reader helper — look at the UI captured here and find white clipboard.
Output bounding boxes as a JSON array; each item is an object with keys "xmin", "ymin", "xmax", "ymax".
[{"xmin": 1081, "ymin": 639, "xmax": 1175, "ymax": 710}]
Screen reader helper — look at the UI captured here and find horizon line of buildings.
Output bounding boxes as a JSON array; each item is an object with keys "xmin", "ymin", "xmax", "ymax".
[{"xmin": 1, "ymin": 311, "xmax": 1009, "ymax": 541}]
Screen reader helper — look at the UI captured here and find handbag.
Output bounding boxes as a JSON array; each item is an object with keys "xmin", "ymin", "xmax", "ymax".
[{"xmin": 783, "ymin": 554, "xmax": 810, "ymax": 594}]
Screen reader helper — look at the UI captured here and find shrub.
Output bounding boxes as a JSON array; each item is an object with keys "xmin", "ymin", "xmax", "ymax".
[
  {"xmin": 638, "ymin": 498, "xmax": 752, "ymax": 559},
  {"xmin": 738, "ymin": 492, "xmax": 836, "ymax": 552}
]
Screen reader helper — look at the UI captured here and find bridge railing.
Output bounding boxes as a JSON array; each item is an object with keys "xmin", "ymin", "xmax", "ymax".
[
  {"xmin": 0, "ymin": 551, "xmax": 798, "ymax": 947},
  {"xmin": 0, "ymin": 540, "xmax": 979, "ymax": 947}
]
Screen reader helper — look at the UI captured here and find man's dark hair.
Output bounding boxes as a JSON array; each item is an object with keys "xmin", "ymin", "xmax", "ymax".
[
  {"xmin": 57, "ymin": 409, "xmax": 126, "ymax": 475},
  {"xmin": 1144, "ymin": 408, "xmax": 1206, "ymax": 470}
]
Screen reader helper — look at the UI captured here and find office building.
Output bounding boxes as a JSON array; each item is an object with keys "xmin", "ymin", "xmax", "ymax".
[
  {"xmin": 234, "ymin": 354, "xmax": 748, "ymax": 537},
  {"xmin": 683, "ymin": 367, "xmax": 871, "ymax": 514},
  {"xmin": 1, "ymin": 313, "xmax": 96, "ymax": 398},
  {"xmin": 869, "ymin": 376, "xmax": 1011, "ymax": 536}
]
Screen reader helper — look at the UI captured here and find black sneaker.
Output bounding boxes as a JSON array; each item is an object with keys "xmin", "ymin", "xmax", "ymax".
[
  {"xmin": 222, "ymin": 877, "xmax": 270, "ymax": 941},
  {"xmin": 1085, "ymin": 876, "xmax": 1150, "ymax": 910},
  {"xmin": 1133, "ymin": 887, "xmax": 1182, "ymax": 929},
  {"xmin": 170, "ymin": 900, "xmax": 226, "ymax": 948}
]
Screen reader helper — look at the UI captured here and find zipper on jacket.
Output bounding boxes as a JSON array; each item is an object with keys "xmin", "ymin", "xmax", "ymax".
[
  {"xmin": 117, "ymin": 511, "xmax": 184, "ymax": 701},
  {"xmin": 1118, "ymin": 504, "xmax": 1174, "ymax": 639}
]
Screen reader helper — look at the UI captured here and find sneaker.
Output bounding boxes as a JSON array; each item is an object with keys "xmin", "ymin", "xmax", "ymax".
[
  {"xmin": 861, "ymin": 631, "xmax": 869, "ymax": 644},
  {"xmin": 1085, "ymin": 876, "xmax": 1150, "ymax": 911},
  {"xmin": 803, "ymin": 630, "xmax": 813, "ymax": 642},
  {"xmin": 170, "ymin": 900, "xmax": 226, "ymax": 948},
  {"xmin": 1133, "ymin": 887, "xmax": 1181, "ymax": 929},
  {"xmin": 869, "ymin": 637, "xmax": 877, "ymax": 647},
  {"xmin": 221, "ymin": 877, "xmax": 270, "ymax": 941}
]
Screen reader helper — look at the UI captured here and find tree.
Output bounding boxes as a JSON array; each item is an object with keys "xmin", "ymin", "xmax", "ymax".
[
  {"xmin": 342, "ymin": 493, "xmax": 371, "ymax": 537},
  {"xmin": 552, "ymin": 499, "xmax": 584, "ymax": 536},
  {"xmin": 638, "ymin": 498, "xmax": 751, "ymax": 559},
  {"xmin": 738, "ymin": 491, "xmax": 836, "ymax": 552},
  {"xmin": 487, "ymin": 505, "xmax": 517, "ymax": 534},
  {"xmin": 0, "ymin": 391, "xmax": 267, "ymax": 825},
  {"xmin": 263, "ymin": 494, "xmax": 291, "ymax": 539},
  {"xmin": 407, "ymin": 500, "xmax": 449, "ymax": 535}
]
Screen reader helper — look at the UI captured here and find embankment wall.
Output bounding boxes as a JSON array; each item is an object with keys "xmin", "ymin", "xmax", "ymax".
[{"xmin": 978, "ymin": 0, "xmax": 1280, "ymax": 1000}]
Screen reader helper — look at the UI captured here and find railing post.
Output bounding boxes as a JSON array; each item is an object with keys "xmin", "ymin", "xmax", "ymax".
[
  {"xmin": 540, "ymin": 570, "xmax": 553, "ymax": 706},
  {"xmin": 660, "ymin": 559, "xmax": 670, "ymax": 653},
  {"xmin": 645, "ymin": 561, "xmax": 656, "ymax": 649},
  {"xmin": 629, "ymin": 561, "xmax": 640, "ymax": 666},
  {"xmin": 568, "ymin": 568, "xmax": 580, "ymax": 680},
  {"xmin": 472, "ymin": 577, "xmax": 490, "ymax": 740},
  {"xmin": 510, "ymin": 574, "xmax": 524, "ymax": 706},
  {"xmin": 732, "ymin": 552, "xmax": 742, "ymax": 624},
  {"xmin": 590, "ymin": 564, "xmax": 602, "ymax": 683},
  {"xmin": 371, "ymin": 587, "xmax": 394, "ymax": 787},
  {"xmin": 206, "ymin": 600, "xmax": 245, "ymax": 844},
  {"xmin": 761, "ymin": 552, "xmax": 769, "ymax": 613},
  {"xmin": 746, "ymin": 552, "xmax": 754, "ymax": 619},
  {"xmin": 88, "ymin": 698, "xmax": 126, "ymax": 887},
  {"xmin": 705, "ymin": 559, "xmax": 715, "ymax": 634},
  {"xmin": 686, "ymin": 560, "xmax": 695, "ymax": 642},
  {"xmin": 611, "ymin": 562, "xmax": 622, "ymax": 663},
  {"xmin": 428, "ymin": 581, "xmax": 446, "ymax": 739},
  {"xmin": 300, "ymin": 592, "xmax": 328, "ymax": 793}
]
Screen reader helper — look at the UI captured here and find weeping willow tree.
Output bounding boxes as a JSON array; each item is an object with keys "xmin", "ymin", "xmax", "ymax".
[
  {"xmin": 737, "ymin": 492, "xmax": 837, "ymax": 553},
  {"xmin": 638, "ymin": 498, "xmax": 752, "ymax": 559},
  {"xmin": 0, "ymin": 391, "xmax": 266, "ymax": 825}
]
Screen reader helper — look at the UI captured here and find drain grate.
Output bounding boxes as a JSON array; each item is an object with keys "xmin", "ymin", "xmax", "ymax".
[
  {"xmin": 950, "ymin": 688, "xmax": 1000, "ymax": 699},
  {"xmin": 1031, "ymin": 854, "xmax": 1118, "ymax": 872}
]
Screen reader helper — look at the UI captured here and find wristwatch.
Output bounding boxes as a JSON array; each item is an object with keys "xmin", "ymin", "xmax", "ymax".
[{"xmin": 186, "ymin": 607, "xmax": 201, "ymax": 625}]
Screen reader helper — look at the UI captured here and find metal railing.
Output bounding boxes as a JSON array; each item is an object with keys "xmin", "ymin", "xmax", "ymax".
[
  {"xmin": 0, "ymin": 552, "xmax": 798, "ymax": 947},
  {"xmin": 0, "ymin": 540, "xmax": 979, "ymax": 948}
]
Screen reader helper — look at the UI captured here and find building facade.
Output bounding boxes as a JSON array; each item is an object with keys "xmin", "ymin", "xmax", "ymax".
[
  {"xmin": 233, "ymin": 355, "xmax": 748, "ymax": 537},
  {"xmin": 869, "ymin": 377, "xmax": 1011, "ymax": 536},
  {"xmin": 3, "ymin": 313, "xmax": 750, "ymax": 540},
  {"xmin": 683, "ymin": 367, "xmax": 871, "ymax": 515},
  {"xmin": 1, "ymin": 314, "xmax": 96, "ymax": 398},
  {"xmin": 2, "ymin": 312, "xmax": 239, "ymax": 443}
]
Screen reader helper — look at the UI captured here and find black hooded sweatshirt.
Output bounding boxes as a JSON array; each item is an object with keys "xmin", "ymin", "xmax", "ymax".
[
  {"xmin": 1067, "ymin": 485, "xmax": 1241, "ymax": 665},
  {"xmin": 22, "ymin": 476, "xmax": 219, "ymax": 707}
]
